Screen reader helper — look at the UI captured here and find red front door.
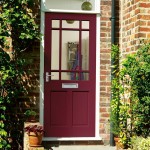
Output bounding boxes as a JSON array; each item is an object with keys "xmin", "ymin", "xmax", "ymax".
[{"xmin": 44, "ymin": 13, "xmax": 96, "ymax": 137}]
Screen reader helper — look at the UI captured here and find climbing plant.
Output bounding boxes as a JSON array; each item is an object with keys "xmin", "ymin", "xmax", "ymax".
[
  {"xmin": 111, "ymin": 43, "xmax": 150, "ymax": 148},
  {"xmin": 0, "ymin": 0, "xmax": 40, "ymax": 149},
  {"xmin": 121, "ymin": 43, "xmax": 150, "ymax": 138},
  {"xmin": 110, "ymin": 44, "xmax": 120, "ymax": 136}
]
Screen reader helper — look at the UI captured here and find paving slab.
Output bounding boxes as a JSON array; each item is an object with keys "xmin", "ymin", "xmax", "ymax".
[{"xmin": 51, "ymin": 145, "xmax": 116, "ymax": 150}]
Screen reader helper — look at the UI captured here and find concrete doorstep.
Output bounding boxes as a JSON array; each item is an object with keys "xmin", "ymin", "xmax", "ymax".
[{"xmin": 50, "ymin": 145, "xmax": 116, "ymax": 150}]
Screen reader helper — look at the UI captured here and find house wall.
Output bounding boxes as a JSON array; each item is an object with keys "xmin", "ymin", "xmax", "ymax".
[
  {"xmin": 99, "ymin": 0, "xmax": 112, "ymax": 144},
  {"xmin": 120, "ymin": 0, "xmax": 150, "ymax": 56},
  {"xmin": 23, "ymin": 0, "xmax": 150, "ymax": 147},
  {"xmin": 28, "ymin": 0, "xmax": 113, "ymax": 145},
  {"xmin": 99, "ymin": 0, "xmax": 120, "ymax": 143},
  {"xmin": 100, "ymin": 0, "xmax": 150, "ymax": 144}
]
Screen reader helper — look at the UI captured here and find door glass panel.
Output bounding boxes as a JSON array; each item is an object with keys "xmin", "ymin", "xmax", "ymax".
[
  {"xmin": 82, "ymin": 73, "xmax": 89, "ymax": 80},
  {"xmin": 82, "ymin": 21, "xmax": 89, "ymax": 29},
  {"xmin": 51, "ymin": 72, "xmax": 59, "ymax": 80},
  {"xmin": 61, "ymin": 31, "xmax": 79, "ymax": 70},
  {"xmin": 61, "ymin": 72, "xmax": 88, "ymax": 81},
  {"xmin": 51, "ymin": 30, "xmax": 59, "ymax": 70},
  {"xmin": 52, "ymin": 20, "xmax": 60, "ymax": 28},
  {"xmin": 81, "ymin": 31, "xmax": 89, "ymax": 71},
  {"xmin": 62, "ymin": 20, "xmax": 79, "ymax": 29},
  {"xmin": 68, "ymin": 42, "xmax": 78, "ymax": 71},
  {"xmin": 61, "ymin": 72, "xmax": 71, "ymax": 80},
  {"xmin": 70, "ymin": 72, "xmax": 79, "ymax": 80}
]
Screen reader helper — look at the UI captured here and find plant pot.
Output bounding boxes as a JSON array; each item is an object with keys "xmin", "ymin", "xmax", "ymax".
[
  {"xmin": 26, "ymin": 115, "xmax": 36, "ymax": 122},
  {"xmin": 29, "ymin": 132, "xmax": 43, "ymax": 146},
  {"xmin": 114, "ymin": 137, "xmax": 124, "ymax": 150}
]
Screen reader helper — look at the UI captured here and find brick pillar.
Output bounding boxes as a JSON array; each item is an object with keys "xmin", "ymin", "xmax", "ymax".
[
  {"xmin": 100, "ymin": 0, "xmax": 112, "ymax": 144},
  {"xmin": 100, "ymin": 0, "xmax": 120, "ymax": 144}
]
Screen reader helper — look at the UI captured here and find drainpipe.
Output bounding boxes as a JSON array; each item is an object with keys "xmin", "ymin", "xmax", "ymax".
[
  {"xmin": 111, "ymin": 0, "xmax": 115, "ymax": 44},
  {"xmin": 110, "ymin": 0, "xmax": 115, "ymax": 146}
]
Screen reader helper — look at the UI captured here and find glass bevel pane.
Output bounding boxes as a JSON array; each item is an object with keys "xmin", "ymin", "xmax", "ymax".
[
  {"xmin": 61, "ymin": 31, "xmax": 79, "ymax": 70},
  {"xmin": 81, "ymin": 73, "xmax": 89, "ymax": 80},
  {"xmin": 51, "ymin": 72, "xmax": 59, "ymax": 80},
  {"xmin": 51, "ymin": 30, "xmax": 59, "ymax": 70},
  {"xmin": 82, "ymin": 21, "xmax": 89, "ymax": 29},
  {"xmin": 70, "ymin": 72, "xmax": 79, "ymax": 80},
  {"xmin": 61, "ymin": 72, "xmax": 71, "ymax": 80},
  {"xmin": 52, "ymin": 20, "xmax": 60, "ymax": 28}
]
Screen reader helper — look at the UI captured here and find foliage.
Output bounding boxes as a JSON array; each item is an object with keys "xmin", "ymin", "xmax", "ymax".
[
  {"xmin": 24, "ymin": 125, "xmax": 44, "ymax": 135},
  {"xmin": 129, "ymin": 136, "xmax": 150, "ymax": 150},
  {"xmin": 133, "ymin": 96, "xmax": 150, "ymax": 137},
  {"xmin": 110, "ymin": 44, "xmax": 120, "ymax": 136},
  {"xmin": 121, "ymin": 43, "xmax": 150, "ymax": 138},
  {"xmin": 24, "ymin": 109, "xmax": 37, "ymax": 122},
  {"xmin": 0, "ymin": 49, "xmax": 27, "ymax": 149},
  {"xmin": 24, "ymin": 110, "xmax": 37, "ymax": 116},
  {"xmin": 0, "ymin": 0, "xmax": 40, "ymax": 149},
  {"xmin": 111, "ymin": 43, "xmax": 150, "ymax": 148},
  {"xmin": 0, "ymin": 0, "xmax": 40, "ymax": 53}
]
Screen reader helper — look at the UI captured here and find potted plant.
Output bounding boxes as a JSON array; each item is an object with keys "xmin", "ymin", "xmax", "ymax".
[
  {"xmin": 24, "ymin": 110, "xmax": 37, "ymax": 122},
  {"xmin": 24, "ymin": 124, "xmax": 44, "ymax": 146}
]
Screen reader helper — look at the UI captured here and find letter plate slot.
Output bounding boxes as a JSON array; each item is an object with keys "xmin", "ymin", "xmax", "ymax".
[{"xmin": 62, "ymin": 83, "xmax": 78, "ymax": 88}]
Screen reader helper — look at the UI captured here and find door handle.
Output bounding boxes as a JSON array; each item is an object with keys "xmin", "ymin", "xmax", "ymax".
[{"xmin": 45, "ymin": 72, "xmax": 53, "ymax": 82}]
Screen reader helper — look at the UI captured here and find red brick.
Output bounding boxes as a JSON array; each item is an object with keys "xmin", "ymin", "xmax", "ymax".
[
  {"xmin": 100, "ymin": 76, "xmax": 107, "ymax": 81},
  {"xmin": 147, "ymin": 21, "xmax": 150, "ymax": 26},
  {"xmin": 100, "ymin": 92, "xmax": 111, "ymax": 97},
  {"xmin": 100, "ymin": 108, "xmax": 107, "ymax": 112},
  {"xmin": 100, "ymin": 70, "xmax": 110, "ymax": 75},
  {"xmin": 101, "ymin": 113, "xmax": 110, "ymax": 117},
  {"xmin": 100, "ymin": 53, "xmax": 110, "ymax": 60},
  {"xmin": 138, "ymin": 15, "xmax": 150, "ymax": 20},
  {"xmin": 147, "ymin": 34, "xmax": 150, "ymax": 38},
  {"xmin": 140, "ymin": 3, "xmax": 150, "ymax": 8},
  {"xmin": 139, "ymin": 27, "xmax": 150, "ymax": 32},
  {"xmin": 100, "ymin": 87, "xmax": 106, "ymax": 92}
]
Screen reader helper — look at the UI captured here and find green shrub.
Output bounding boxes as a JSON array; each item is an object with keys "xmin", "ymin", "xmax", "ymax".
[
  {"xmin": 111, "ymin": 43, "xmax": 150, "ymax": 148},
  {"xmin": 130, "ymin": 136, "xmax": 150, "ymax": 150},
  {"xmin": 110, "ymin": 45, "xmax": 120, "ymax": 136},
  {"xmin": 0, "ymin": 0, "xmax": 40, "ymax": 148}
]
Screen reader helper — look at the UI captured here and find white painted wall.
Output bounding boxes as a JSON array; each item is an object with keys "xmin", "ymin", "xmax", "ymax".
[
  {"xmin": 41, "ymin": 0, "xmax": 100, "ymax": 14},
  {"xmin": 43, "ymin": 0, "xmax": 95, "ymax": 11}
]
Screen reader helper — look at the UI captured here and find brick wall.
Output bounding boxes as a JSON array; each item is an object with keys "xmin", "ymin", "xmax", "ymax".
[
  {"xmin": 120, "ymin": 0, "xmax": 150, "ymax": 55},
  {"xmin": 99, "ymin": 0, "xmax": 150, "ymax": 144},
  {"xmin": 24, "ymin": 0, "xmax": 150, "ymax": 146},
  {"xmin": 23, "ymin": 42, "xmax": 40, "ymax": 116},
  {"xmin": 100, "ymin": 0, "xmax": 112, "ymax": 144},
  {"xmin": 100, "ymin": 0, "xmax": 120, "ymax": 144}
]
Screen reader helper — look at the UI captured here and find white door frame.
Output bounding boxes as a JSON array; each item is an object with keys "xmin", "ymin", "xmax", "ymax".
[{"xmin": 39, "ymin": 6, "xmax": 101, "ymax": 141}]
